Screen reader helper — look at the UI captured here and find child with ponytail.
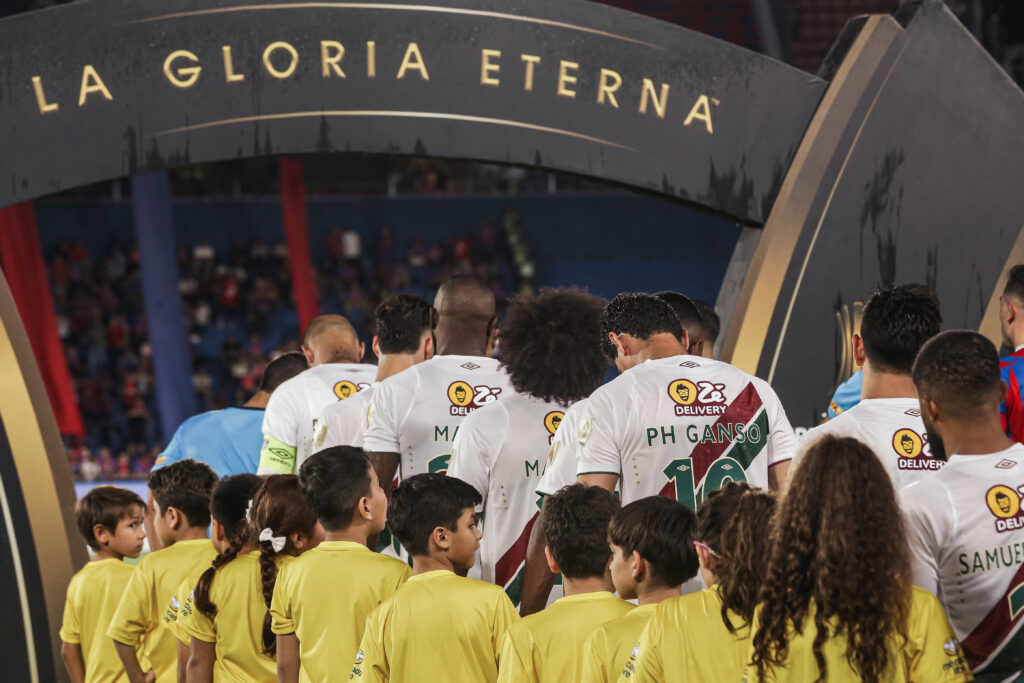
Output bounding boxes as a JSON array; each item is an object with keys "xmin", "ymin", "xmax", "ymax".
[
  {"xmin": 180, "ymin": 475, "xmax": 322, "ymax": 682},
  {"xmin": 622, "ymin": 483, "xmax": 778, "ymax": 682}
]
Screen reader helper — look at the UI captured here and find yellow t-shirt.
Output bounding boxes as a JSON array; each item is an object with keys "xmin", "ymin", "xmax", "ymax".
[
  {"xmin": 352, "ymin": 569, "xmax": 519, "ymax": 683},
  {"xmin": 178, "ymin": 551, "xmax": 293, "ymax": 682},
  {"xmin": 499, "ymin": 591, "xmax": 634, "ymax": 683},
  {"xmin": 581, "ymin": 603, "xmax": 658, "ymax": 683},
  {"xmin": 741, "ymin": 586, "xmax": 973, "ymax": 682},
  {"xmin": 107, "ymin": 538, "xmax": 217, "ymax": 683},
  {"xmin": 163, "ymin": 573, "xmax": 203, "ymax": 646},
  {"xmin": 620, "ymin": 587, "xmax": 749, "ymax": 682},
  {"xmin": 270, "ymin": 540, "xmax": 410, "ymax": 683},
  {"xmin": 60, "ymin": 558, "xmax": 142, "ymax": 683}
]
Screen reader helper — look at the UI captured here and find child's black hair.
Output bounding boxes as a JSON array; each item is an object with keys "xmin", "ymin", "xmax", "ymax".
[
  {"xmin": 608, "ymin": 496, "xmax": 699, "ymax": 587},
  {"xmin": 298, "ymin": 446, "xmax": 374, "ymax": 531},
  {"xmin": 541, "ymin": 484, "xmax": 620, "ymax": 580},
  {"xmin": 74, "ymin": 485, "xmax": 144, "ymax": 551},
  {"xmin": 388, "ymin": 473, "xmax": 481, "ymax": 557},
  {"xmin": 147, "ymin": 459, "xmax": 218, "ymax": 528}
]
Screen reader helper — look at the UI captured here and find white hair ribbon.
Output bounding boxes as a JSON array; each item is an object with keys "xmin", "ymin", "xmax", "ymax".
[
  {"xmin": 245, "ymin": 498, "xmax": 255, "ymax": 524},
  {"xmin": 259, "ymin": 527, "xmax": 286, "ymax": 553}
]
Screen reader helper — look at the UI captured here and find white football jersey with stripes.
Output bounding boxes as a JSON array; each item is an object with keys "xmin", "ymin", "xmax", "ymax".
[
  {"xmin": 802, "ymin": 398, "xmax": 944, "ymax": 488},
  {"xmin": 577, "ymin": 355, "xmax": 797, "ymax": 507},
  {"xmin": 314, "ymin": 385, "xmax": 376, "ymax": 452},
  {"xmin": 363, "ymin": 355, "xmax": 511, "ymax": 479},
  {"xmin": 260, "ymin": 362, "xmax": 376, "ymax": 472},
  {"xmin": 535, "ymin": 398, "xmax": 590, "ymax": 497},
  {"xmin": 449, "ymin": 392, "xmax": 567, "ymax": 608},
  {"xmin": 902, "ymin": 444, "xmax": 1024, "ymax": 679}
]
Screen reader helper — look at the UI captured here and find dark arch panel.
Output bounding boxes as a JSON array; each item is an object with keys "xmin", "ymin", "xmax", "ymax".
[{"xmin": 0, "ymin": 0, "xmax": 827, "ymax": 223}]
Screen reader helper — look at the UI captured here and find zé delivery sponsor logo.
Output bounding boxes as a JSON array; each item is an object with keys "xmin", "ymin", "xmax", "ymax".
[
  {"xmin": 667, "ymin": 378, "xmax": 727, "ymax": 416},
  {"xmin": 985, "ymin": 483, "xmax": 1024, "ymax": 533},
  {"xmin": 446, "ymin": 381, "xmax": 502, "ymax": 416}
]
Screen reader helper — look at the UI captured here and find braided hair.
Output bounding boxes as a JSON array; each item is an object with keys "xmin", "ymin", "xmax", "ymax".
[
  {"xmin": 193, "ymin": 474, "xmax": 262, "ymax": 617},
  {"xmin": 248, "ymin": 475, "xmax": 319, "ymax": 655}
]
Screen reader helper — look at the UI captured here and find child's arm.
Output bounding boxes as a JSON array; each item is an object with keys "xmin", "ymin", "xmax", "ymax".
[
  {"xmin": 177, "ymin": 639, "xmax": 189, "ymax": 683},
  {"xmin": 59, "ymin": 641, "xmax": 85, "ymax": 683},
  {"xmin": 276, "ymin": 634, "xmax": 300, "ymax": 683},
  {"xmin": 184, "ymin": 638, "xmax": 216, "ymax": 683},
  {"xmin": 113, "ymin": 641, "xmax": 155, "ymax": 683}
]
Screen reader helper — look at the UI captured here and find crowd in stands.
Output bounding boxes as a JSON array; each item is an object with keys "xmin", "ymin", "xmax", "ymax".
[{"xmin": 53, "ymin": 215, "xmax": 526, "ymax": 479}]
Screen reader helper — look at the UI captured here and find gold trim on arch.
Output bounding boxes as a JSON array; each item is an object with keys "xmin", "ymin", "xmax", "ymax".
[
  {"xmin": 978, "ymin": 223, "xmax": 1024, "ymax": 347},
  {"xmin": 156, "ymin": 110, "xmax": 638, "ymax": 151},
  {"xmin": 720, "ymin": 14, "xmax": 904, "ymax": 376},
  {"xmin": 123, "ymin": 3, "xmax": 662, "ymax": 49}
]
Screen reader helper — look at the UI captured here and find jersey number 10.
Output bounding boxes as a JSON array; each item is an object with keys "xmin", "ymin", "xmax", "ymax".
[{"xmin": 663, "ymin": 456, "xmax": 748, "ymax": 510}]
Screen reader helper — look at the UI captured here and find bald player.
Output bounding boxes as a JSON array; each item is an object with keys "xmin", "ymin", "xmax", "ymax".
[
  {"xmin": 257, "ymin": 314, "xmax": 376, "ymax": 475},
  {"xmin": 364, "ymin": 275, "xmax": 511, "ymax": 491}
]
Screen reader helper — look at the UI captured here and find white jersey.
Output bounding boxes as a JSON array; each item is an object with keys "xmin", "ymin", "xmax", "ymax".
[
  {"xmin": 802, "ymin": 398, "xmax": 943, "ymax": 488},
  {"xmin": 577, "ymin": 355, "xmax": 797, "ymax": 508},
  {"xmin": 258, "ymin": 362, "xmax": 376, "ymax": 474},
  {"xmin": 535, "ymin": 398, "xmax": 590, "ymax": 497},
  {"xmin": 449, "ymin": 392, "xmax": 567, "ymax": 608},
  {"xmin": 902, "ymin": 444, "xmax": 1024, "ymax": 679},
  {"xmin": 363, "ymin": 355, "xmax": 511, "ymax": 478},
  {"xmin": 314, "ymin": 385, "xmax": 376, "ymax": 452}
]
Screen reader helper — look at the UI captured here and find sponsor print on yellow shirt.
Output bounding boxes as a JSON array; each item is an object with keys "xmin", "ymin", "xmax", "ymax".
[{"xmin": 740, "ymin": 586, "xmax": 972, "ymax": 682}]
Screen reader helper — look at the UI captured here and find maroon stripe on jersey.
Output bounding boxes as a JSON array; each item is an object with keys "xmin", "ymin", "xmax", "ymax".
[
  {"xmin": 961, "ymin": 559, "xmax": 1024, "ymax": 670},
  {"xmin": 495, "ymin": 511, "xmax": 539, "ymax": 587}
]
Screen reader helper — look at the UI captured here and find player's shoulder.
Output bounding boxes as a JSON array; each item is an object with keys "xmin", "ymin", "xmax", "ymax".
[{"xmin": 459, "ymin": 396, "xmax": 510, "ymax": 430}]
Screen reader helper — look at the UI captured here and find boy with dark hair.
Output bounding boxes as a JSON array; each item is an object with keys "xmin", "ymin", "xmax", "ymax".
[
  {"xmin": 272, "ymin": 446, "xmax": 410, "ymax": 682},
  {"xmin": 499, "ymin": 484, "xmax": 631, "ymax": 682},
  {"xmin": 61, "ymin": 486, "xmax": 147, "ymax": 683},
  {"xmin": 655, "ymin": 291, "xmax": 706, "ymax": 357},
  {"xmin": 581, "ymin": 496, "xmax": 698, "ymax": 682},
  {"xmin": 804, "ymin": 284, "xmax": 943, "ymax": 487},
  {"xmin": 352, "ymin": 473, "xmax": 519, "ymax": 683},
  {"xmin": 108, "ymin": 460, "xmax": 218, "ymax": 683},
  {"xmin": 691, "ymin": 299, "xmax": 720, "ymax": 358}
]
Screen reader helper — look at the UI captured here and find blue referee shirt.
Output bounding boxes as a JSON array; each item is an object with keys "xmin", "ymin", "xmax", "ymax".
[{"xmin": 152, "ymin": 406, "xmax": 265, "ymax": 477}]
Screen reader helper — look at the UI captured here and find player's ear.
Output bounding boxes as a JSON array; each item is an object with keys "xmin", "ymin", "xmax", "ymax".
[
  {"xmin": 609, "ymin": 332, "xmax": 627, "ymax": 358},
  {"xmin": 93, "ymin": 523, "xmax": 111, "ymax": 547},
  {"xmin": 543, "ymin": 545, "xmax": 560, "ymax": 574},
  {"xmin": 432, "ymin": 525, "xmax": 450, "ymax": 551},
  {"xmin": 371, "ymin": 336, "xmax": 381, "ymax": 360},
  {"xmin": 679, "ymin": 328, "xmax": 689, "ymax": 352},
  {"xmin": 166, "ymin": 506, "xmax": 182, "ymax": 531},
  {"xmin": 300, "ymin": 344, "xmax": 316, "ymax": 365},
  {"xmin": 631, "ymin": 550, "xmax": 644, "ymax": 581},
  {"xmin": 357, "ymin": 342, "xmax": 366, "ymax": 362},
  {"xmin": 211, "ymin": 519, "xmax": 226, "ymax": 544},
  {"xmin": 357, "ymin": 495, "xmax": 373, "ymax": 521},
  {"xmin": 920, "ymin": 397, "xmax": 941, "ymax": 423},
  {"xmin": 852, "ymin": 334, "xmax": 866, "ymax": 367},
  {"xmin": 688, "ymin": 337, "xmax": 704, "ymax": 357},
  {"xmin": 485, "ymin": 319, "xmax": 499, "ymax": 357},
  {"xmin": 421, "ymin": 333, "xmax": 435, "ymax": 361}
]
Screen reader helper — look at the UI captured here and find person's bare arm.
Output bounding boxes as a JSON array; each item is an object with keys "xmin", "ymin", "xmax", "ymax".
[
  {"xmin": 519, "ymin": 501, "xmax": 556, "ymax": 617},
  {"xmin": 276, "ymin": 634, "xmax": 300, "ymax": 683},
  {"xmin": 114, "ymin": 641, "xmax": 155, "ymax": 683},
  {"xmin": 177, "ymin": 639, "xmax": 190, "ymax": 683},
  {"xmin": 185, "ymin": 639, "xmax": 216, "ymax": 683},
  {"xmin": 60, "ymin": 642, "xmax": 86, "ymax": 683},
  {"xmin": 768, "ymin": 460, "xmax": 791, "ymax": 494},
  {"xmin": 577, "ymin": 473, "xmax": 619, "ymax": 492}
]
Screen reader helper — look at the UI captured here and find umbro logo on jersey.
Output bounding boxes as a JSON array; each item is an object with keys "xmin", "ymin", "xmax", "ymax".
[
  {"xmin": 460, "ymin": 361, "xmax": 481, "ymax": 371},
  {"xmin": 995, "ymin": 459, "xmax": 1018, "ymax": 470},
  {"xmin": 678, "ymin": 360, "xmax": 700, "ymax": 368},
  {"xmin": 667, "ymin": 379, "xmax": 727, "ymax": 416},
  {"xmin": 903, "ymin": 408, "xmax": 921, "ymax": 417},
  {"xmin": 985, "ymin": 484, "xmax": 1024, "ymax": 533},
  {"xmin": 446, "ymin": 381, "xmax": 502, "ymax": 415}
]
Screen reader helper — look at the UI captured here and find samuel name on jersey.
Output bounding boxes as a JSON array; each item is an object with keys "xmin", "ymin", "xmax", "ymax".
[
  {"xmin": 577, "ymin": 355, "xmax": 797, "ymax": 508},
  {"xmin": 363, "ymin": 355, "xmax": 511, "ymax": 478},
  {"xmin": 259, "ymin": 363, "xmax": 376, "ymax": 475},
  {"xmin": 902, "ymin": 443, "xmax": 1024, "ymax": 680},
  {"xmin": 449, "ymin": 392, "xmax": 567, "ymax": 607},
  {"xmin": 803, "ymin": 398, "xmax": 943, "ymax": 488}
]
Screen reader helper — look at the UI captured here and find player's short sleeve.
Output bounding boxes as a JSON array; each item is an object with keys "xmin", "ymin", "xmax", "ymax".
[
  {"xmin": 752, "ymin": 378, "xmax": 798, "ymax": 466},
  {"xmin": 622, "ymin": 618, "xmax": 662, "ymax": 682},
  {"xmin": 580, "ymin": 628, "xmax": 609, "ymax": 683},
  {"xmin": 576, "ymin": 388, "xmax": 626, "ymax": 478},
  {"xmin": 496, "ymin": 627, "xmax": 528, "ymax": 683},
  {"xmin": 907, "ymin": 588, "xmax": 971, "ymax": 682},
  {"xmin": 152, "ymin": 420, "xmax": 187, "ymax": 471},
  {"xmin": 59, "ymin": 578, "xmax": 81, "ymax": 644},
  {"xmin": 163, "ymin": 578, "xmax": 194, "ymax": 646},
  {"xmin": 259, "ymin": 382, "xmax": 301, "ymax": 474},
  {"xmin": 363, "ymin": 378, "xmax": 401, "ymax": 453},
  {"xmin": 901, "ymin": 482, "xmax": 947, "ymax": 596},
  {"xmin": 449, "ymin": 409, "xmax": 501, "ymax": 504},
  {"xmin": 491, "ymin": 589, "xmax": 520, "ymax": 664},
  {"xmin": 107, "ymin": 560, "xmax": 154, "ymax": 646},
  {"xmin": 178, "ymin": 597, "xmax": 216, "ymax": 644},
  {"xmin": 537, "ymin": 405, "xmax": 583, "ymax": 497},
  {"xmin": 270, "ymin": 566, "xmax": 295, "ymax": 635},
  {"xmin": 350, "ymin": 606, "xmax": 388, "ymax": 682}
]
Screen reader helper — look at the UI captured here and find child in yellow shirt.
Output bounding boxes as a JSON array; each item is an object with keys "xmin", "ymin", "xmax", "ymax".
[
  {"xmin": 108, "ymin": 459, "xmax": 218, "ymax": 683},
  {"xmin": 272, "ymin": 446, "xmax": 410, "ymax": 683},
  {"xmin": 580, "ymin": 496, "xmax": 698, "ymax": 682},
  {"xmin": 623, "ymin": 483, "xmax": 776, "ymax": 682},
  {"xmin": 60, "ymin": 485, "xmax": 148, "ymax": 683},
  {"xmin": 499, "ymin": 483, "xmax": 633, "ymax": 683},
  {"xmin": 162, "ymin": 474, "xmax": 263, "ymax": 674},
  {"xmin": 352, "ymin": 473, "xmax": 519, "ymax": 683},
  {"xmin": 180, "ymin": 474, "xmax": 323, "ymax": 681}
]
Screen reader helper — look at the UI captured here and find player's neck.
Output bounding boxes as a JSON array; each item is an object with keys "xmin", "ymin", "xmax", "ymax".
[
  {"xmin": 376, "ymin": 354, "xmax": 414, "ymax": 382},
  {"xmin": 324, "ymin": 527, "xmax": 370, "ymax": 546},
  {"xmin": 434, "ymin": 320, "xmax": 490, "ymax": 357},
  {"xmin": 636, "ymin": 584, "xmax": 681, "ymax": 606},
  {"xmin": 942, "ymin": 418, "xmax": 1013, "ymax": 458},
  {"xmin": 860, "ymin": 365, "xmax": 917, "ymax": 400},
  {"xmin": 562, "ymin": 576, "xmax": 614, "ymax": 597},
  {"xmin": 171, "ymin": 527, "xmax": 211, "ymax": 543},
  {"xmin": 643, "ymin": 334, "xmax": 688, "ymax": 362},
  {"xmin": 244, "ymin": 391, "xmax": 271, "ymax": 409},
  {"xmin": 411, "ymin": 554, "xmax": 457, "ymax": 575},
  {"xmin": 91, "ymin": 547, "xmax": 124, "ymax": 562}
]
